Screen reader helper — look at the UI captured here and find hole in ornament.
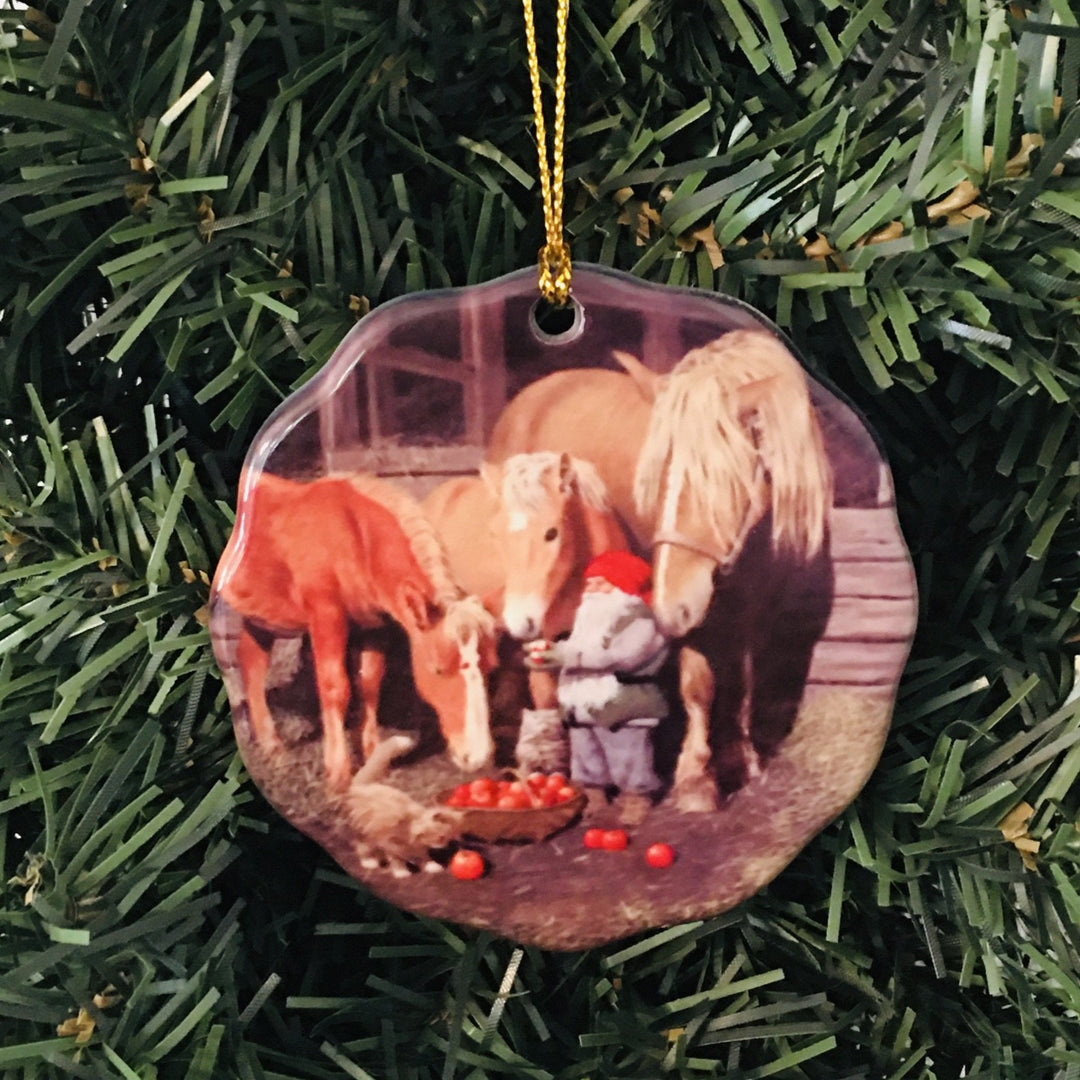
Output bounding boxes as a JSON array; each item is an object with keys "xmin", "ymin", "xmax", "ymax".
[{"xmin": 529, "ymin": 296, "xmax": 584, "ymax": 344}]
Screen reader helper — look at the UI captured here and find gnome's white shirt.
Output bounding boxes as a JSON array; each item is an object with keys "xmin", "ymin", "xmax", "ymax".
[{"xmin": 551, "ymin": 589, "xmax": 669, "ymax": 729}]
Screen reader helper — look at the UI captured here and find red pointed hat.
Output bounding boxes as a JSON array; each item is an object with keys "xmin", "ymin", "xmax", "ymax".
[{"xmin": 584, "ymin": 550, "xmax": 653, "ymax": 600}]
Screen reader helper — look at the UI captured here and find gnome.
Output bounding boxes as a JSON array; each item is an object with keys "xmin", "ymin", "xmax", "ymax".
[{"xmin": 525, "ymin": 551, "xmax": 671, "ymax": 825}]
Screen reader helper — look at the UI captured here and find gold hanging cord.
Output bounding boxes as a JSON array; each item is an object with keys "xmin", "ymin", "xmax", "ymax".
[{"xmin": 522, "ymin": 0, "xmax": 572, "ymax": 305}]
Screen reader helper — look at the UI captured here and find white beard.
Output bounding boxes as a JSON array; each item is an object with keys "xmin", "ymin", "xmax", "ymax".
[{"xmin": 571, "ymin": 588, "xmax": 642, "ymax": 632}]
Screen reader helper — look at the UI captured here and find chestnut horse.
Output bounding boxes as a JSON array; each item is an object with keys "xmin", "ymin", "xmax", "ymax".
[
  {"xmin": 425, "ymin": 452, "xmax": 717, "ymax": 808},
  {"xmin": 485, "ymin": 330, "xmax": 833, "ymax": 805},
  {"xmin": 213, "ymin": 472, "xmax": 497, "ymax": 788}
]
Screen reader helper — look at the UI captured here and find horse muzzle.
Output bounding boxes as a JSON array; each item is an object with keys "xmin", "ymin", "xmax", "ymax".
[
  {"xmin": 651, "ymin": 542, "xmax": 717, "ymax": 637},
  {"xmin": 501, "ymin": 594, "xmax": 546, "ymax": 641},
  {"xmin": 449, "ymin": 727, "xmax": 494, "ymax": 771}
]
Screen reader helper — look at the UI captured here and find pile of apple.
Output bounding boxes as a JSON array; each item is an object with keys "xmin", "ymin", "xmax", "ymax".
[{"xmin": 444, "ymin": 772, "xmax": 577, "ymax": 810}]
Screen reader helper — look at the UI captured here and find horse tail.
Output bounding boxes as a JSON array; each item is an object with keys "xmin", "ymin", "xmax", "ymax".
[{"xmin": 611, "ymin": 349, "xmax": 661, "ymax": 400}]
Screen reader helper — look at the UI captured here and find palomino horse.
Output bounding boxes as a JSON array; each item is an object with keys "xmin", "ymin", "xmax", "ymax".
[
  {"xmin": 485, "ymin": 329, "xmax": 833, "ymax": 806},
  {"xmin": 425, "ymin": 452, "xmax": 717, "ymax": 801},
  {"xmin": 489, "ymin": 452, "xmax": 627, "ymax": 641},
  {"xmin": 424, "ymin": 453, "xmax": 629, "ymax": 767},
  {"xmin": 424, "ymin": 453, "xmax": 626, "ymax": 756},
  {"xmin": 213, "ymin": 472, "xmax": 498, "ymax": 789}
]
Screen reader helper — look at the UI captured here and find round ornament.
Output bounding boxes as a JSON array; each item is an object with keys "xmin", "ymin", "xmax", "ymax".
[{"xmin": 210, "ymin": 264, "xmax": 917, "ymax": 949}]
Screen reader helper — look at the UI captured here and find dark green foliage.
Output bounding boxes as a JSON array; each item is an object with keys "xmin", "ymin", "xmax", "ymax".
[{"xmin": 1, "ymin": 0, "xmax": 1078, "ymax": 1076}]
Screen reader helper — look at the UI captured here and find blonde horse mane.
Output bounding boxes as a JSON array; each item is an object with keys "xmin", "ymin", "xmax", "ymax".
[
  {"xmin": 339, "ymin": 473, "xmax": 467, "ymax": 613},
  {"xmin": 499, "ymin": 452, "xmax": 610, "ymax": 514},
  {"xmin": 634, "ymin": 330, "xmax": 832, "ymax": 560},
  {"xmin": 441, "ymin": 594, "xmax": 496, "ymax": 646}
]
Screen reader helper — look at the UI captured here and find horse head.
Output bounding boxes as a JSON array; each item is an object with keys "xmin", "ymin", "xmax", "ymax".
[
  {"xmin": 397, "ymin": 583, "xmax": 498, "ymax": 769},
  {"xmin": 483, "ymin": 452, "xmax": 615, "ymax": 641},
  {"xmin": 615, "ymin": 332, "xmax": 832, "ymax": 638}
]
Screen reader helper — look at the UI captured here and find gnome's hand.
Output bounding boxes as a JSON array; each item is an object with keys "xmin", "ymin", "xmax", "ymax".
[{"xmin": 524, "ymin": 639, "xmax": 559, "ymax": 670}]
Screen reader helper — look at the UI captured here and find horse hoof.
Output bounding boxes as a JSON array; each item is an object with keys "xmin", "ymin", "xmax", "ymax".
[
  {"xmin": 672, "ymin": 780, "xmax": 720, "ymax": 814},
  {"xmin": 617, "ymin": 792, "xmax": 653, "ymax": 827},
  {"xmin": 582, "ymin": 785, "xmax": 611, "ymax": 822}
]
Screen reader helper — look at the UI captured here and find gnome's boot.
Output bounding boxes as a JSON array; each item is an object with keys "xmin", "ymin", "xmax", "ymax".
[
  {"xmin": 584, "ymin": 785, "xmax": 610, "ymax": 821},
  {"xmin": 616, "ymin": 791, "xmax": 653, "ymax": 827},
  {"xmin": 515, "ymin": 708, "xmax": 568, "ymax": 773}
]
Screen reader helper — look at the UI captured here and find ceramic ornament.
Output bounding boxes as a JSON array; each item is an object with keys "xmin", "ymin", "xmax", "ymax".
[{"xmin": 209, "ymin": 264, "xmax": 917, "ymax": 950}]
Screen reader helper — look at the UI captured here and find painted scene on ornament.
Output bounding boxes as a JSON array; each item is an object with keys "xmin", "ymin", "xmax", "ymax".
[{"xmin": 209, "ymin": 265, "xmax": 918, "ymax": 951}]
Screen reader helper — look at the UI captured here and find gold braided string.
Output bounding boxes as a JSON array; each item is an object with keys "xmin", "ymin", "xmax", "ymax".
[{"xmin": 522, "ymin": 0, "xmax": 572, "ymax": 305}]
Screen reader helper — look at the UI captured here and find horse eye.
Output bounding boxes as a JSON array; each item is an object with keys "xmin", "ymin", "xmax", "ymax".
[{"xmin": 544, "ymin": 526, "xmax": 559, "ymax": 542}]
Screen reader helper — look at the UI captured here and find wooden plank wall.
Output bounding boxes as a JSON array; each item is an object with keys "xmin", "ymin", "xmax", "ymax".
[{"xmin": 806, "ymin": 502, "xmax": 917, "ymax": 689}]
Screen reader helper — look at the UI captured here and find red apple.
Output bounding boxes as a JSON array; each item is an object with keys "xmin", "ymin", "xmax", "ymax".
[
  {"xmin": 645, "ymin": 843, "xmax": 676, "ymax": 868},
  {"xmin": 600, "ymin": 829, "xmax": 629, "ymax": 851},
  {"xmin": 449, "ymin": 849, "xmax": 485, "ymax": 880}
]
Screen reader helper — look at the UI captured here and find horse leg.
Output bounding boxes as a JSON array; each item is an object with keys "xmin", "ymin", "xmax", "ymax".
[
  {"xmin": 358, "ymin": 646, "xmax": 387, "ymax": 762},
  {"xmin": 671, "ymin": 646, "xmax": 720, "ymax": 813},
  {"xmin": 737, "ymin": 648, "xmax": 763, "ymax": 780},
  {"xmin": 746, "ymin": 550, "xmax": 829, "ymax": 766},
  {"xmin": 236, "ymin": 624, "xmax": 281, "ymax": 751},
  {"xmin": 307, "ymin": 605, "xmax": 353, "ymax": 789},
  {"xmin": 528, "ymin": 668, "xmax": 558, "ymax": 710}
]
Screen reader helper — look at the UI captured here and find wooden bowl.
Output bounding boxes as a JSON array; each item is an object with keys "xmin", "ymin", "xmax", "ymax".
[{"xmin": 439, "ymin": 786, "xmax": 587, "ymax": 843}]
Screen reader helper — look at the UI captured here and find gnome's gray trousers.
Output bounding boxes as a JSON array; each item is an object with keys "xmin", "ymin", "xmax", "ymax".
[{"xmin": 568, "ymin": 719, "xmax": 663, "ymax": 795}]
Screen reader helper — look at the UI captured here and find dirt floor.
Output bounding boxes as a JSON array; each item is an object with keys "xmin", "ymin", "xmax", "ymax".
[{"xmin": 236, "ymin": 683, "xmax": 895, "ymax": 951}]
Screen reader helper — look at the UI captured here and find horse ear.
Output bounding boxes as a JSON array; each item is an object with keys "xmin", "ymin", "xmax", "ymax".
[
  {"xmin": 735, "ymin": 375, "xmax": 781, "ymax": 422},
  {"xmin": 480, "ymin": 461, "xmax": 501, "ymax": 497},
  {"xmin": 612, "ymin": 350, "xmax": 660, "ymax": 402},
  {"xmin": 558, "ymin": 451, "xmax": 574, "ymax": 493},
  {"xmin": 398, "ymin": 581, "xmax": 436, "ymax": 631}
]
